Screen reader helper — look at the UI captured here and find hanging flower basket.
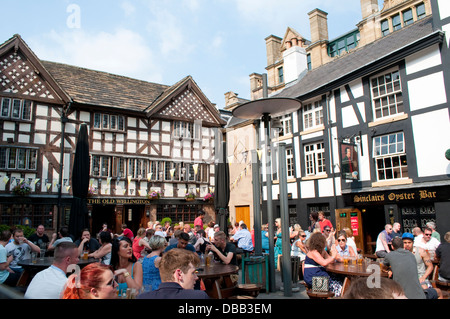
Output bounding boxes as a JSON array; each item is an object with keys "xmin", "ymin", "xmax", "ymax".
[
  {"xmin": 87, "ymin": 186, "xmax": 97, "ymax": 197},
  {"xmin": 185, "ymin": 192, "xmax": 196, "ymax": 201},
  {"xmin": 147, "ymin": 190, "xmax": 162, "ymax": 200},
  {"xmin": 12, "ymin": 181, "xmax": 32, "ymax": 196},
  {"xmin": 203, "ymin": 192, "xmax": 214, "ymax": 203}
]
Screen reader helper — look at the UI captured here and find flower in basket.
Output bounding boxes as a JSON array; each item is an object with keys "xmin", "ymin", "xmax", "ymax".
[
  {"xmin": 147, "ymin": 190, "xmax": 162, "ymax": 200},
  {"xmin": 12, "ymin": 180, "xmax": 32, "ymax": 196},
  {"xmin": 203, "ymin": 192, "xmax": 214, "ymax": 202},
  {"xmin": 185, "ymin": 192, "xmax": 196, "ymax": 200},
  {"xmin": 87, "ymin": 186, "xmax": 97, "ymax": 197}
]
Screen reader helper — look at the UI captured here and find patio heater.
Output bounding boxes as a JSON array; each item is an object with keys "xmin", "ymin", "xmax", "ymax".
[{"xmin": 232, "ymin": 97, "xmax": 302, "ymax": 295}]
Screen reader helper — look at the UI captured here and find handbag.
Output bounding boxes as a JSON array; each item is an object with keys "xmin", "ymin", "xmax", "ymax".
[{"xmin": 312, "ymin": 276, "xmax": 329, "ymax": 292}]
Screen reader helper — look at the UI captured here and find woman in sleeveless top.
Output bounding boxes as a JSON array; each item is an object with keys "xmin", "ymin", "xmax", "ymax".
[
  {"xmin": 291, "ymin": 230, "xmax": 308, "ymax": 261},
  {"xmin": 111, "ymin": 236, "xmax": 143, "ymax": 296},
  {"xmin": 304, "ymin": 232, "xmax": 343, "ymax": 296},
  {"xmin": 88, "ymin": 231, "xmax": 112, "ymax": 265},
  {"xmin": 142, "ymin": 235, "xmax": 166, "ymax": 291},
  {"xmin": 334, "ymin": 232, "xmax": 356, "ymax": 263}
]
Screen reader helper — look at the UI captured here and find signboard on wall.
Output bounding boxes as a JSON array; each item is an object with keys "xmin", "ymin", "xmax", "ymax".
[{"xmin": 340, "ymin": 142, "xmax": 359, "ymax": 180}]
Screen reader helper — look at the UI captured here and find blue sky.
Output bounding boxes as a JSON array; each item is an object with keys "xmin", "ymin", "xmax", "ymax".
[{"xmin": 0, "ymin": 0, "xmax": 375, "ymax": 109}]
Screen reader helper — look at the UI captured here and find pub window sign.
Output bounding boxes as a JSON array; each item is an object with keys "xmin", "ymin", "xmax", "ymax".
[{"xmin": 340, "ymin": 142, "xmax": 359, "ymax": 180}]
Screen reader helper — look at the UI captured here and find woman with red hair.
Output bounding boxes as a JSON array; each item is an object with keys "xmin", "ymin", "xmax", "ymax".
[{"xmin": 61, "ymin": 263, "xmax": 118, "ymax": 299}]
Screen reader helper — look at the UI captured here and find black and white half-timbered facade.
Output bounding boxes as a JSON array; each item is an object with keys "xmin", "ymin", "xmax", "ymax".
[
  {"xmin": 0, "ymin": 35, "xmax": 225, "ymax": 235},
  {"xmin": 228, "ymin": 0, "xmax": 450, "ymax": 253}
]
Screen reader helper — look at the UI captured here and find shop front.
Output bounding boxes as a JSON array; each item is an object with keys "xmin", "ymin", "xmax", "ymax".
[
  {"xmin": 342, "ymin": 184, "xmax": 450, "ymax": 253},
  {"xmin": 87, "ymin": 197, "xmax": 216, "ymax": 235}
]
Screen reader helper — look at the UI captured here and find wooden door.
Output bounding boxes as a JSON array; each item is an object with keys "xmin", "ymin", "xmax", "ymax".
[
  {"xmin": 335, "ymin": 208, "xmax": 364, "ymax": 254},
  {"xmin": 235, "ymin": 205, "xmax": 250, "ymax": 228}
]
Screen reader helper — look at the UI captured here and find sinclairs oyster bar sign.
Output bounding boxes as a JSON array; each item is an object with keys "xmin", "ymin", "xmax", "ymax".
[{"xmin": 353, "ymin": 189, "xmax": 439, "ymax": 204}]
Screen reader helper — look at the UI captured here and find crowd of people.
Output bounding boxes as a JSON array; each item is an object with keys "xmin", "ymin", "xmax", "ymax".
[{"xmin": 1, "ymin": 209, "xmax": 449, "ymax": 300}]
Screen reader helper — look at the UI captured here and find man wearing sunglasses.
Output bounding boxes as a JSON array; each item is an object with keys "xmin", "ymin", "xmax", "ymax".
[{"xmin": 415, "ymin": 227, "xmax": 440, "ymax": 256}]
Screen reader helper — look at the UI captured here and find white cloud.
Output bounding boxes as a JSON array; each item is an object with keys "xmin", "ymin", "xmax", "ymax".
[
  {"xmin": 29, "ymin": 28, "xmax": 163, "ymax": 83},
  {"xmin": 121, "ymin": 1, "xmax": 136, "ymax": 17}
]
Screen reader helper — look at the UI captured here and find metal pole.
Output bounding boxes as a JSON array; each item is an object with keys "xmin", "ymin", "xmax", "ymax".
[
  {"xmin": 262, "ymin": 113, "xmax": 276, "ymax": 292},
  {"xmin": 252, "ymin": 150, "xmax": 262, "ymax": 256},
  {"xmin": 278, "ymin": 142, "xmax": 292, "ymax": 296}
]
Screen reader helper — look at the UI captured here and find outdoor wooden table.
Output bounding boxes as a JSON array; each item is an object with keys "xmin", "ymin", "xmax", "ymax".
[
  {"xmin": 196, "ymin": 262, "xmax": 239, "ymax": 299},
  {"xmin": 326, "ymin": 260, "xmax": 389, "ymax": 295},
  {"xmin": 17, "ymin": 257, "xmax": 98, "ymax": 287}
]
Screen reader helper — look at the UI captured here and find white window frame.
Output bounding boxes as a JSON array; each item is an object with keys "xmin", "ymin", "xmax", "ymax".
[
  {"xmin": 373, "ymin": 132, "xmax": 408, "ymax": 181},
  {"xmin": 303, "ymin": 100, "xmax": 324, "ymax": 130},
  {"xmin": 0, "ymin": 98, "xmax": 32, "ymax": 120},
  {"xmin": 286, "ymin": 147, "xmax": 295, "ymax": 178},
  {"xmin": 278, "ymin": 114, "xmax": 293, "ymax": 137},
  {"xmin": 370, "ymin": 68, "xmax": 403, "ymax": 120},
  {"xmin": 304, "ymin": 142, "xmax": 326, "ymax": 176}
]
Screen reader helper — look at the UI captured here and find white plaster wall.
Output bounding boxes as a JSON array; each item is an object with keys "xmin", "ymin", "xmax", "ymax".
[
  {"xmin": 405, "ymin": 45, "xmax": 441, "ymax": 75},
  {"xmin": 408, "ymin": 71, "xmax": 447, "ymax": 111},
  {"xmin": 438, "ymin": 0, "xmax": 450, "ymax": 19},
  {"xmin": 411, "ymin": 108, "xmax": 450, "ymax": 177}
]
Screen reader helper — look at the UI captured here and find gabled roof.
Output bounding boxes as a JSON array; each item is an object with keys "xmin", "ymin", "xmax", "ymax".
[
  {"xmin": 280, "ymin": 27, "xmax": 309, "ymax": 51},
  {"xmin": 147, "ymin": 75, "xmax": 226, "ymax": 126},
  {"xmin": 276, "ymin": 17, "xmax": 442, "ymax": 100},
  {"xmin": 0, "ymin": 34, "xmax": 72, "ymax": 105},
  {"xmin": 41, "ymin": 60, "xmax": 169, "ymax": 112}
]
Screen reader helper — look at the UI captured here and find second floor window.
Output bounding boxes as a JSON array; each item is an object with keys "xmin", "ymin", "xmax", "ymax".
[
  {"xmin": 0, "ymin": 147, "xmax": 37, "ymax": 170},
  {"xmin": 304, "ymin": 142, "xmax": 326, "ymax": 176},
  {"xmin": 278, "ymin": 114, "xmax": 292, "ymax": 137},
  {"xmin": 286, "ymin": 147, "xmax": 295, "ymax": 178},
  {"xmin": 93, "ymin": 113, "xmax": 125, "ymax": 131},
  {"xmin": 1, "ymin": 98, "xmax": 32, "ymax": 120},
  {"xmin": 373, "ymin": 132, "xmax": 408, "ymax": 181},
  {"xmin": 371, "ymin": 69, "xmax": 403, "ymax": 120},
  {"xmin": 173, "ymin": 121, "xmax": 201, "ymax": 140},
  {"xmin": 303, "ymin": 100, "xmax": 324, "ymax": 130}
]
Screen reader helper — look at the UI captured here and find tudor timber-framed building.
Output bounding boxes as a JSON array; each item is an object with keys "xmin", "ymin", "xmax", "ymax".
[
  {"xmin": 227, "ymin": 0, "xmax": 450, "ymax": 253},
  {"xmin": 0, "ymin": 34, "xmax": 225, "ymax": 236}
]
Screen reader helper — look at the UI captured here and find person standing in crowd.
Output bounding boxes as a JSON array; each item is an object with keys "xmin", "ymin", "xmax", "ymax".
[
  {"xmin": 230, "ymin": 223, "xmax": 253, "ymax": 254},
  {"xmin": 375, "ymin": 224, "xmax": 393, "ymax": 258},
  {"xmin": 382, "ymin": 237, "xmax": 440, "ymax": 299},
  {"xmin": 194, "ymin": 211, "xmax": 205, "ymax": 230},
  {"xmin": 25, "ymin": 242, "xmax": 79, "ymax": 299},
  {"xmin": 0, "ymin": 230, "xmax": 21, "ymax": 287},
  {"xmin": 308, "ymin": 212, "xmax": 320, "ymax": 233},
  {"xmin": 88, "ymin": 231, "xmax": 112, "ymax": 265},
  {"xmin": 142, "ymin": 235, "xmax": 166, "ymax": 291},
  {"xmin": 62, "ymin": 263, "xmax": 118, "ymax": 299},
  {"xmin": 110, "ymin": 236, "xmax": 143, "ymax": 296},
  {"xmin": 274, "ymin": 218, "xmax": 283, "ymax": 269},
  {"xmin": 426, "ymin": 221, "xmax": 440, "ymax": 242},
  {"xmin": 206, "ymin": 231, "xmax": 237, "ymax": 265},
  {"xmin": 132, "ymin": 227, "xmax": 151, "ymax": 261},
  {"xmin": 5, "ymin": 228, "xmax": 40, "ymax": 273},
  {"xmin": 435, "ymin": 231, "xmax": 450, "ymax": 282},
  {"xmin": 75, "ymin": 229, "xmax": 100, "ymax": 256},
  {"xmin": 27, "ymin": 225, "xmax": 50, "ymax": 249},
  {"xmin": 318, "ymin": 211, "xmax": 333, "ymax": 233},
  {"xmin": 261, "ymin": 224, "xmax": 270, "ymax": 254},
  {"xmin": 115, "ymin": 224, "xmax": 134, "ymax": 240},
  {"xmin": 138, "ymin": 248, "xmax": 209, "ymax": 299}
]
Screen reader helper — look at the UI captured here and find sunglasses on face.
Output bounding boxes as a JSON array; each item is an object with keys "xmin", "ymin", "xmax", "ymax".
[{"xmin": 337, "ymin": 239, "xmax": 346, "ymax": 242}]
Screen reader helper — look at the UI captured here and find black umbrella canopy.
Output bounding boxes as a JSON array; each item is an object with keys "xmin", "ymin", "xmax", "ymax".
[
  {"xmin": 214, "ymin": 141, "xmax": 230, "ymax": 235},
  {"xmin": 68, "ymin": 123, "xmax": 90, "ymax": 239}
]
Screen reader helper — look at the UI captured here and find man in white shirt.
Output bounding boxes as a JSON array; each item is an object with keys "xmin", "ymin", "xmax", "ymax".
[
  {"xmin": 415, "ymin": 227, "xmax": 440, "ymax": 256},
  {"xmin": 25, "ymin": 242, "xmax": 79, "ymax": 299}
]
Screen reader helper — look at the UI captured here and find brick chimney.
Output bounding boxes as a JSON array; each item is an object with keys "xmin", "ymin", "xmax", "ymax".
[
  {"xmin": 308, "ymin": 9, "xmax": 329, "ymax": 44},
  {"xmin": 360, "ymin": 0, "xmax": 379, "ymax": 19}
]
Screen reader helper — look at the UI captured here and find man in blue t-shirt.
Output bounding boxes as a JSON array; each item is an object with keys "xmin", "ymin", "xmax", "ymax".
[
  {"xmin": 164, "ymin": 232, "xmax": 195, "ymax": 253},
  {"xmin": 231, "ymin": 223, "xmax": 253, "ymax": 253}
]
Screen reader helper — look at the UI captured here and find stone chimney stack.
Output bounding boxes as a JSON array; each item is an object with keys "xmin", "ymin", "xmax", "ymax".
[
  {"xmin": 265, "ymin": 35, "xmax": 282, "ymax": 67},
  {"xmin": 360, "ymin": 0, "xmax": 379, "ymax": 19},
  {"xmin": 308, "ymin": 9, "xmax": 329, "ymax": 44}
]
